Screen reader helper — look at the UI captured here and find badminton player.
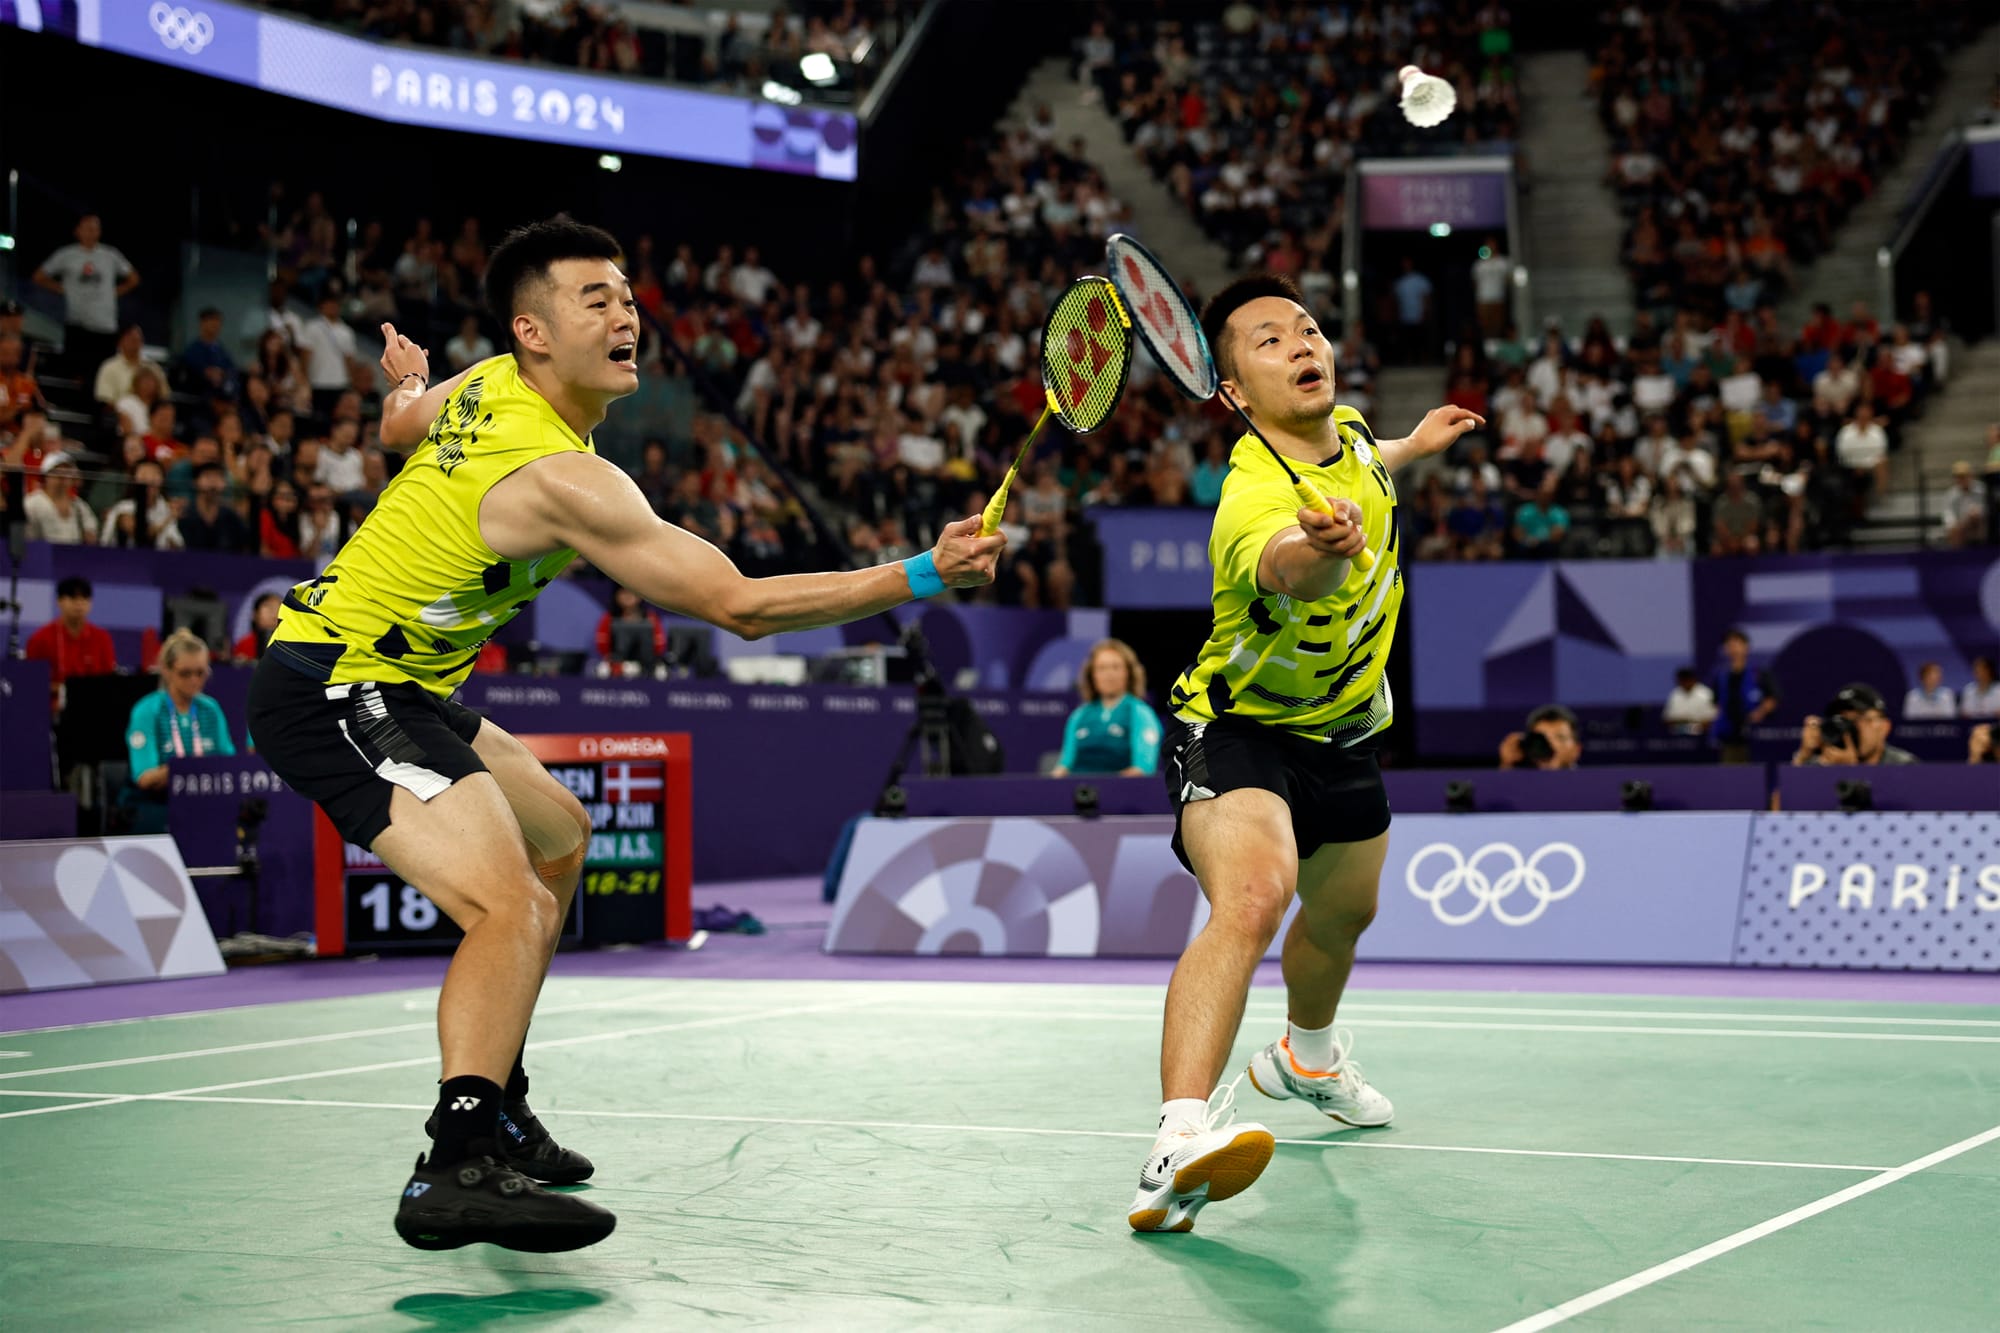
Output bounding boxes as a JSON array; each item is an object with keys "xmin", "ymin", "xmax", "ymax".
[
  {"xmin": 247, "ymin": 217, "xmax": 1004, "ymax": 1253},
  {"xmin": 1129, "ymin": 274, "xmax": 1480, "ymax": 1233}
]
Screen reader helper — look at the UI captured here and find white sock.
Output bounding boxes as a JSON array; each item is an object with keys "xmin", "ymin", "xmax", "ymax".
[
  {"xmin": 1287, "ymin": 1019, "xmax": 1340, "ymax": 1072},
  {"xmin": 1157, "ymin": 1098, "xmax": 1207, "ymax": 1137}
]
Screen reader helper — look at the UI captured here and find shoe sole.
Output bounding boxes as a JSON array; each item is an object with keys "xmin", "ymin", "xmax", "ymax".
[
  {"xmin": 396, "ymin": 1211, "xmax": 616, "ymax": 1253},
  {"xmin": 1127, "ymin": 1128, "xmax": 1276, "ymax": 1234},
  {"xmin": 1245, "ymin": 1058, "xmax": 1393, "ymax": 1128},
  {"xmin": 513, "ymin": 1158, "xmax": 595, "ymax": 1186}
]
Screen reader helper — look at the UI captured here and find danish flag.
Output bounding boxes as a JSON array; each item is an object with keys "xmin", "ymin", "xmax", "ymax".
[{"xmin": 603, "ymin": 762, "xmax": 663, "ymax": 803}]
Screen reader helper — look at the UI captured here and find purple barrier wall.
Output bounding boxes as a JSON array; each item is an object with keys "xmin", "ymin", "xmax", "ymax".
[
  {"xmin": 900, "ymin": 776, "xmax": 1170, "ymax": 818},
  {"xmin": 1, "ymin": 661, "xmax": 53, "ymax": 791},
  {"xmin": 1382, "ymin": 765, "xmax": 1770, "ymax": 813},
  {"xmin": 1736, "ymin": 813, "xmax": 2000, "ymax": 969},
  {"xmin": 1776, "ymin": 765, "xmax": 2000, "ymax": 812},
  {"xmin": 1410, "ymin": 550, "xmax": 2000, "ymax": 758},
  {"xmin": 827, "ymin": 811, "xmax": 2000, "ymax": 969},
  {"xmin": 457, "ymin": 677, "xmax": 1069, "ymax": 880},
  {"xmin": 826, "ymin": 812, "xmax": 1754, "ymax": 965},
  {"xmin": 898, "ymin": 766, "xmax": 1774, "ymax": 818},
  {"xmin": 166, "ymin": 755, "xmax": 319, "ymax": 938}
]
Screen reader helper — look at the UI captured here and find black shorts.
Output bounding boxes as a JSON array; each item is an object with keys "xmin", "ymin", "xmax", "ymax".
[
  {"xmin": 246, "ymin": 656, "xmax": 488, "ymax": 849},
  {"xmin": 1163, "ymin": 714, "xmax": 1391, "ymax": 872}
]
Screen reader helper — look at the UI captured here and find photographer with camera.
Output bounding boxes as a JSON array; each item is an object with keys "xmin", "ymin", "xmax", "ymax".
[
  {"xmin": 1498, "ymin": 704, "xmax": 1582, "ymax": 770},
  {"xmin": 1793, "ymin": 683, "xmax": 1918, "ymax": 767}
]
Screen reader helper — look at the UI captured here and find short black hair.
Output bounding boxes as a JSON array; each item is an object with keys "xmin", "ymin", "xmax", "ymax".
[
  {"xmin": 1527, "ymin": 704, "xmax": 1578, "ymax": 730},
  {"xmin": 1200, "ymin": 272, "xmax": 1309, "ymax": 382},
  {"xmin": 56, "ymin": 575, "xmax": 92, "ymax": 599},
  {"xmin": 1723, "ymin": 626, "xmax": 1750, "ymax": 646},
  {"xmin": 198, "ymin": 307, "xmax": 222, "ymax": 321},
  {"xmin": 484, "ymin": 215, "xmax": 624, "ymax": 347},
  {"xmin": 194, "ymin": 461, "xmax": 227, "ymax": 481}
]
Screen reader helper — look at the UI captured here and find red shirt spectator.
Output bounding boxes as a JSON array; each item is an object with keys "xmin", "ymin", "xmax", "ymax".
[
  {"xmin": 24, "ymin": 575, "xmax": 117, "ymax": 710},
  {"xmin": 1799, "ymin": 307, "xmax": 1842, "ymax": 353},
  {"xmin": 1868, "ymin": 359, "xmax": 1913, "ymax": 413},
  {"xmin": 597, "ymin": 589, "xmax": 666, "ymax": 665}
]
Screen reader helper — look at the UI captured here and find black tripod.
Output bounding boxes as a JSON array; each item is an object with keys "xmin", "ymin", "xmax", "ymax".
[{"xmin": 874, "ymin": 622, "xmax": 955, "ymax": 815}]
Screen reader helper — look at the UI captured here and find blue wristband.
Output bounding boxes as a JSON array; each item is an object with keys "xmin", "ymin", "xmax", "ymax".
[{"xmin": 903, "ymin": 550, "xmax": 946, "ymax": 599}]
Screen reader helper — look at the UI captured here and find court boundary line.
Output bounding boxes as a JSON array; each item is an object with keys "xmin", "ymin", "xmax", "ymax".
[
  {"xmin": 0, "ymin": 997, "xmax": 758, "ymax": 1081},
  {"xmin": 0, "ymin": 1088, "xmax": 1896, "ymax": 1174},
  {"xmin": 851, "ymin": 1009, "xmax": 2000, "ymax": 1043},
  {"xmin": 1488, "ymin": 1122, "xmax": 2000, "ymax": 1332},
  {"xmin": 0, "ymin": 997, "xmax": 878, "ymax": 1121}
]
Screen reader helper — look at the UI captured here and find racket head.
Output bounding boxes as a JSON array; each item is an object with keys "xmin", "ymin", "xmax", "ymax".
[
  {"xmin": 1104, "ymin": 232, "xmax": 1219, "ymax": 403},
  {"xmin": 1038, "ymin": 276, "xmax": 1133, "ymax": 434}
]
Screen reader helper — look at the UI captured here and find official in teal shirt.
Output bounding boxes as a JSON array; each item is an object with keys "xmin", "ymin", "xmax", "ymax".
[
  {"xmin": 1052, "ymin": 639, "xmax": 1163, "ymax": 777},
  {"xmin": 126, "ymin": 629, "xmax": 236, "ymax": 831}
]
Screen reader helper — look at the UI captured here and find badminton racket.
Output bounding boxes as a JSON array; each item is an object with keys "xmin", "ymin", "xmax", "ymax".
[
  {"xmin": 980, "ymin": 275, "xmax": 1133, "ymax": 536},
  {"xmin": 1104, "ymin": 232, "xmax": 1375, "ymax": 573}
]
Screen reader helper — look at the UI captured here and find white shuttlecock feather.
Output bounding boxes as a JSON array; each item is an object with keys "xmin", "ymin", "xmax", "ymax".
[{"xmin": 1398, "ymin": 65, "xmax": 1457, "ymax": 128}]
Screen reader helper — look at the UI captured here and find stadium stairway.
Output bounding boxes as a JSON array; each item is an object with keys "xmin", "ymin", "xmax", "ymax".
[
  {"xmin": 1018, "ymin": 56, "xmax": 1234, "ymax": 299},
  {"xmin": 1858, "ymin": 338, "xmax": 2000, "ymax": 549},
  {"xmin": 1516, "ymin": 50, "xmax": 1636, "ymax": 339},
  {"xmin": 1778, "ymin": 19, "xmax": 2000, "ymax": 331}
]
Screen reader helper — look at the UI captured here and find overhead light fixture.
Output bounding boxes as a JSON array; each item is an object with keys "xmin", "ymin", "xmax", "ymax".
[
  {"xmin": 597, "ymin": 153, "xmax": 623, "ymax": 172},
  {"xmin": 0, "ymin": 234, "xmax": 14, "ymax": 251},
  {"xmin": 762, "ymin": 79, "xmax": 803, "ymax": 106},
  {"xmin": 799, "ymin": 52, "xmax": 837, "ymax": 84},
  {"xmin": 1428, "ymin": 221, "xmax": 1453, "ymax": 237}
]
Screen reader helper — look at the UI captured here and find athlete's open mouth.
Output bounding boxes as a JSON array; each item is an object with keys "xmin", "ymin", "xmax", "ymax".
[
  {"xmin": 608, "ymin": 343, "xmax": 637, "ymax": 365},
  {"xmin": 1295, "ymin": 367, "xmax": 1325, "ymax": 388}
]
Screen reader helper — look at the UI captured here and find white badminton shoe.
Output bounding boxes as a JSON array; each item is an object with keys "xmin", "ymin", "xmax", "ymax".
[
  {"xmin": 1245, "ymin": 1030, "xmax": 1394, "ymax": 1127},
  {"xmin": 1127, "ymin": 1080, "xmax": 1276, "ymax": 1233}
]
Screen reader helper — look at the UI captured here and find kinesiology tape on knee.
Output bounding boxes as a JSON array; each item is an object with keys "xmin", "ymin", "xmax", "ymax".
[{"xmin": 534, "ymin": 842, "xmax": 587, "ymax": 884}]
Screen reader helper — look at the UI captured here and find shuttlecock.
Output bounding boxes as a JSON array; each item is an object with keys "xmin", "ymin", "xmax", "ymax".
[{"xmin": 1399, "ymin": 65, "xmax": 1456, "ymax": 128}]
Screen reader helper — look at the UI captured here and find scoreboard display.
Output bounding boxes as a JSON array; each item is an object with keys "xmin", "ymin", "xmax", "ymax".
[{"xmin": 315, "ymin": 732, "xmax": 692, "ymax": 955}]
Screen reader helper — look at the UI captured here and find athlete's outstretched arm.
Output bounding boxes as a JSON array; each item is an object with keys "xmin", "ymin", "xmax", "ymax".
[
  {"xmin": 1257, "ymin": 499, "xmax": 1365, "ymax": 602},
  {"xmin": 378, "ymin": 323, "xmax": 473, "ymax": 449},
  {"xmin": 1373, "ymin": 405, "xmax": 1485, "ymax": 472},
  {"xmin": 489, "ymin": 453, "xmax": 1005, "ymax": 640}
]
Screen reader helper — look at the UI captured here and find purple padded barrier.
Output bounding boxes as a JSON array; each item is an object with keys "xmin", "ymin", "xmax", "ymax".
[
  {"xmin": 0, "ymin": 793, "xmax": 76, "ymax": 839},
  {"xmin": 1776, "ymin": 764, "xmax": 2000, "ymax": 812},
  {"xmin": 900, "ymin": 776, "xmax": 1170, "ymax": 818},
  {"xmin": 1383, "ymin": 765, "xmax": 1771, "ymax": 813}
]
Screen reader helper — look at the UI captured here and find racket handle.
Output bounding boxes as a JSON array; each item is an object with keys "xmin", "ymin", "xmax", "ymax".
[
  {"xmin": 980, "ymin": 480, "xmax": 1012, "ymax": 537},
  {"xmin": 1293, "ymin": 479, "xmax": 1376, "ymax": 573}
]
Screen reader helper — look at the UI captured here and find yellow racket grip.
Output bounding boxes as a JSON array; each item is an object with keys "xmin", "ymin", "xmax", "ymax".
[
  {"xmin": 980, "ymin": 480, "xmax": 1012, "ymax": 537},
  {"xmin": 1293, "ymin": 479, "xmax": 1376, "ymax": 572}
]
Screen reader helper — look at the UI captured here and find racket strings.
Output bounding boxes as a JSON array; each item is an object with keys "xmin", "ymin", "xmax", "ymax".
[
  {"xmin": 1039, "ymin": 278, "xmax": 1130, "ymax": 433},
  {"xmin": 1105, "ymin": 236, "xmax": 1214, "ymax": 402}
]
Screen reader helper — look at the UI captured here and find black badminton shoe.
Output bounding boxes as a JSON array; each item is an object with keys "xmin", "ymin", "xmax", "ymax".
[
  {"xmin": 395, "ymin": 1142, "xmax": 616, "ymax": 1253},
  {"xmin": 425, "ymin": 1101, "xmax": 595, "ymax": 1184}
]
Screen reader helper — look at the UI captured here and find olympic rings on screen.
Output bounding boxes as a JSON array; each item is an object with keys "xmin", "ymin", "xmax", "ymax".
[{"xmin": 150, "ymin": 4, "xmax": 215, "ymax": 54}]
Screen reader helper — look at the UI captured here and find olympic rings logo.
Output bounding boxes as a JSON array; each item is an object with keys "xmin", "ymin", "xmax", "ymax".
[
  {"xmin": 150, "ymin": 3, "xmax": 215, "ymax": 54},
  {"xmin": 1405, "ymin": 841, "xmax": 1586, "ymax": 926}
]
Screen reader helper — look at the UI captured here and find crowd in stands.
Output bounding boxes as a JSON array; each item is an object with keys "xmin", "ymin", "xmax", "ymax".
[
  {"xmin": 1591, "ymin": 0, "xmax": 1973, "ymax": 317},
  {"xmin": 265, "ymin": 0, "xmax": 907, "ymax": 99},
  {"xmin": 1403, "ymin": 287, "xmax": 1980, "ymax": 562},
  {"xmin": 1086, "ymin": 1, "xmax": 1520, "ymax": 263}
]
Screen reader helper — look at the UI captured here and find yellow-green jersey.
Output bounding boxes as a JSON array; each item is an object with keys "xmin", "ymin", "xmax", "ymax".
[
  {"xmin": 268, "ymin": 355, "xmax": 592, "ymax": 697},
  {"xmin": 1168, "ymin": 406, "xmax": 1401, "ymax": 744}
]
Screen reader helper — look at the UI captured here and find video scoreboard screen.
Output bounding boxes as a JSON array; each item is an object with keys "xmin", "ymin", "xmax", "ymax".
[{"xmin": 315, "ymin": 732, "xmax": 692, "ymax": 955}]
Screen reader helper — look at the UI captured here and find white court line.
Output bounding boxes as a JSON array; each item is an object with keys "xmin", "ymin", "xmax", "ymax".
[
  {"xmin": 1489, "ymin": 1122, "xmax": 2000, "ymax": 1333},
  {"xmin": 1314, "ymin": 1004, "xmax": 2000, "ymax": 1029},
  {"xmin": 0, "ymin": 1090, "xmax": 1894, "ymax": 1175},
  {"xmin": 859, "ymin": 1009, "xmax": 2000, "ymax": 1044},
  {"xmin": 0, "ymin": 998, "xmax": 876, "ymax": 1121},
  {"xmin": 0, "ymin": 996, "xmax": 751, "ymax": 1081}
]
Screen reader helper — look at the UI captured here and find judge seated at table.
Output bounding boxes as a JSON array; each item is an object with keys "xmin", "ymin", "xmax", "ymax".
[
  {"xmin": 1051, "ymin": 639, "xmax": 1162, "ymax": 778},
  {"xmin": 124, "ymin": 629, "xmax": 236, "ymax": 832}
]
